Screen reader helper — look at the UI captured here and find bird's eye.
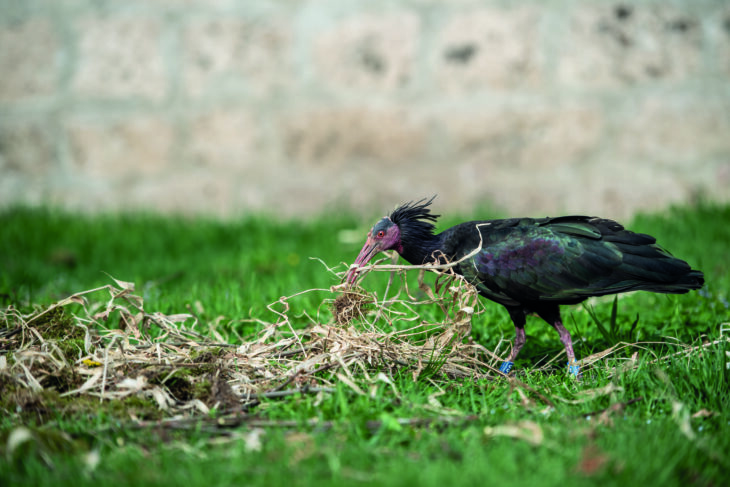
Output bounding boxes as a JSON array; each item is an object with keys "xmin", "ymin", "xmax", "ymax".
[{"xmin": 376, "ymin": 230, "xmax": 385, "ymax": 238}]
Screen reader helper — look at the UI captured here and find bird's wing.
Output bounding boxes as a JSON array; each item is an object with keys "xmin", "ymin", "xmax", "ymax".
[{"xmin": 451, "ymin": 218, "xmax": 625, "ymax": 305}]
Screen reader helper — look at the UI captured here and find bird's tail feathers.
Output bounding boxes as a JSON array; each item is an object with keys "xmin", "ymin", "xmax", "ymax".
[{"xmin": 611, "ymin": 241, "xmax": 704, "ymax": 294}]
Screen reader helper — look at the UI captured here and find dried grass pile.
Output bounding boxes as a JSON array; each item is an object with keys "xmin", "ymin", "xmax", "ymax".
[{"xmin": 0, "ymin": 266, "xmax": 502, "ymax": 421}]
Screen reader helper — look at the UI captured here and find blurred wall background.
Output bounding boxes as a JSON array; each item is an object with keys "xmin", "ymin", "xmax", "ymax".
[{"xmin": 1, "ymin": 0, "xmax": 729, "ymax": 219}]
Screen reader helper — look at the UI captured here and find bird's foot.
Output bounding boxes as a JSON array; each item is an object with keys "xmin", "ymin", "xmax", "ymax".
[
  {"xmin": 499, "ymin": 361, "xmax": 514, "ymax": 374},
  {"xmin": 568, "ymin": 362, "xmax": 581, "ymax": 379}
]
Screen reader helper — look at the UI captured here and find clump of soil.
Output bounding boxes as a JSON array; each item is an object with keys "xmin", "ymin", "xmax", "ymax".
[
  {"xmin": 332, "ymin": 289, "xmax": 373, "ymax": 325},
  {"xmin": 201, "ymin": 373, "xmax": 240, "ymax": 410}
]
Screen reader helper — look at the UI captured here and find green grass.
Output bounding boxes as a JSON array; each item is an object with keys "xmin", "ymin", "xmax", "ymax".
[{"xmin": 1, "ymin": 203, "xmax": 729, "ymax": 486}]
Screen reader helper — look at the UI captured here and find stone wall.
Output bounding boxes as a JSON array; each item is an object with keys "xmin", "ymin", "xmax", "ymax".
[{"xmin": 1, "ymin": 0, "xmax": 729, "ymax": 219}]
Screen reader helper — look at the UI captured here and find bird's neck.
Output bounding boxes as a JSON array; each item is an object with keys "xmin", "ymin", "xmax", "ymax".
[{"xmin": 398, "ymin": 229, "xmax": 443, "ymax": 266}]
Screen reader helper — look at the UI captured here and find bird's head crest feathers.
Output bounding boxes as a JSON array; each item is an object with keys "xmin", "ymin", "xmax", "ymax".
[{"xmin": 389, "ymin": 196, "xmax": 440, "ymax": 235}]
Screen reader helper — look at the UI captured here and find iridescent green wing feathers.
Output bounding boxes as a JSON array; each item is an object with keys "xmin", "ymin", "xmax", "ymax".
[{"xmin": 444, "ymin": 217, "xmax": 702, "ymax": 306}]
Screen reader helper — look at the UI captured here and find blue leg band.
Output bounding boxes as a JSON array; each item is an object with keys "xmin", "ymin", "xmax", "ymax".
[
  {"xmin": 499, "ymin": 361, "xmax": 514, "ymax": 374},
  {"xmin": 568, "ymin": 362, "xmax": 580, "ymax": 377}
]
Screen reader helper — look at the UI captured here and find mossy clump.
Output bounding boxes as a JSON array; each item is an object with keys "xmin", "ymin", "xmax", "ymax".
[
  {"xmin": 67, "ymin": 393, "xmax": 163, "ymax": 422},
  {"xmin": 33, "ymin": 307, "xmax": 81, "ymax": 341},
  {"xmin": 1, "ymin": 388, "xmax": 55, "ymax": 423},
  {"xmin": 32, "ymin": 307, "xmax": 86, "ymax": 361},
  {"xmin": 0, "ymin": 378, "xmax": 165, "ymax": 424},
  {"xmin": 189, "ymin": 346, "xmax": 225, "ymax": 364}
]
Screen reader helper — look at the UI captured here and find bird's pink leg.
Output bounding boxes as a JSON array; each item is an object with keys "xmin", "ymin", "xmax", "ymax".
[
  {"xmin": 500, "ymin": 308, "xmax": 527, "ymax": 374},
  {"xmin": 536, "ymin": 306, "xmax": 581, "ymax": 377},
  {"xmin": 550, "ymin": 320, "xmax": 581, "ymax": 377},
  {"xmin": 508, "ymin": 325, "xmax": 526, "ymax": 362},
  {"xmin": 551, "ymin": 320, "xmax": 576, "ymax": 364}
]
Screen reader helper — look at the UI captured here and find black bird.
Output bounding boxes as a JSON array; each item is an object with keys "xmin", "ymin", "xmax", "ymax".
[{"xmin": 345, "ymin": 197, "xmax": 704, "ymax": 376}]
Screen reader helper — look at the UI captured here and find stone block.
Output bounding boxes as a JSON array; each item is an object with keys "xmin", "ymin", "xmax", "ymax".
[
  {"xmin": 182, "ymin": 18, "xmax": 291, "ymax": 97},
  {"xmin": 0, "ymin": 119, "xmax": 56, "ymax": 208},
  {"xmin": 712, "ymin": 162, "xmax": 730, "ymax": 198},
  {"xmin": 434, "ymin": 7, "xmax": 542, "ymax": 92},
  {"xmin": 62, "ymin": 0, "xmax": 236, "ymax": 8},
  {"xmin": 0, "ymin": 173, "xmax": 34, "ymax": 208},
  {"xmin": 67, "ymin": 116, "xmax": 173, "ymax": 181},
  {"xmin": 183, "ymin": 109, "xmax": 260, "ymax": 170},
  {"xmin": 616, "ymin": 96, "xmax": 730, "ymax": 163},
  {"xmin": 431, "ymin": 159, "xmax": 688, "ymax": 220},
  {"xmin": 443, "ymin": 103, "xmax": 604, "ymax": 169},
  {"xmin": 716, "ymin": 6, "xmax": 730, "ymax": 77},
  {"xmin": 0, "ymin": 20, "xmax": 59, "ymax": 101},
  {"xmin": 72, "ymin": 17, "xmax": 166, "ymax": 99},
  {"xmin": 558, "ymin": 5, "xmax": 702, "ymax": 87},
  {"xmin": 563, "ymin": 161, "xmax": 691, "ymax": 219},
  {"xmin": 281, "ymin": 106, "xmax": 426, "ymax": 165},
  {"xmin": 125, "ymin": 170, "xmax": 233, "ymax": 216},
  {"xmin": 313, "ymin": 12, "xmax": 419, "ymax": 92},
  {"xmin": 0, "ymin": 120, "xmax": 55, "ymax": 175}
]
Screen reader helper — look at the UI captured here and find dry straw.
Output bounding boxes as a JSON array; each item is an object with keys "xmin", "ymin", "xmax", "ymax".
[{"xmin": 0, "ymin": 263, "xmax": 501, "ymax": 420}]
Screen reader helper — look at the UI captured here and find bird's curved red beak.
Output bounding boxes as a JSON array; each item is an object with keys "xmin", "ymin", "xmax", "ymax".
[{"xmin": 345, "ymin": 233, "xmax": 380, "ymax": 286}]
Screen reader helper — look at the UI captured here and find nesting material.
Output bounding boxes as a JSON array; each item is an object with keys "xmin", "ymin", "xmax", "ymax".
[
  {"xmin": 331, "ymin": 289, "xmax": 372, "ymax": 325},
  {"xmin": 0, "ymin": 271, "xmax": 498, "ymax": 420}
]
